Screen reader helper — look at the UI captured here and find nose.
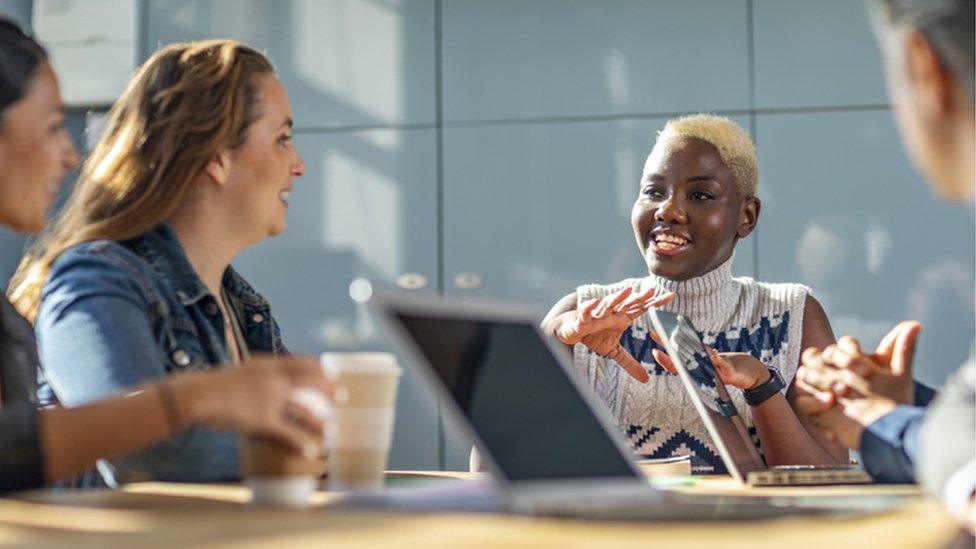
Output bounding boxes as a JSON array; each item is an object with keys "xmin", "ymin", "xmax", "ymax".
[
  {"xmin": 62, "ymin": 135, "xmax": 80, "ymax": 171},
  {"xmin": 654, "ymin": 193, "xmax": 687, "ymax": 224},
  {"xmin": 292, "ymin": 149, "xmax": 306, "ymax": 178}
]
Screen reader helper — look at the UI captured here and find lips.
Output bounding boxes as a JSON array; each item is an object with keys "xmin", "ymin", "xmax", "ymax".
[
  {"xmin": 649, "ymin": 230, "xmax": 691, "ymax": 256},
  {"xmin": 44, "ymin": 179, "xmax": 60, "ymax": 201}
]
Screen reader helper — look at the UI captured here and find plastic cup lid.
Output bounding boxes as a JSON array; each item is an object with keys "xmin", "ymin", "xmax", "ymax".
[{"xmin": 320, "ymin": 352, "xmax": 402, "ymax": 376}]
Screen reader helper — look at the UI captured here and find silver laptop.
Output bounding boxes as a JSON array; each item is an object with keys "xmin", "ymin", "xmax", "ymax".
[
  {"xmin": 366, "ymin": 289, "xmax": 882, "ymax": 519},
  {"xmin": 647, "ymin": 309, "xmax": 873, "ymax": 487}
]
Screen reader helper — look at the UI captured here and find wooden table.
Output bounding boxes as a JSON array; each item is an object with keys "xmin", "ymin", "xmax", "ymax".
[{"xmin": 0, "ymin": 472, "xmax": 959, "ymax": 548}]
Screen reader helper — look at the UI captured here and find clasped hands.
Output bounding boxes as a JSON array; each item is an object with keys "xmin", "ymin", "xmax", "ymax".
[
  {"xmin": 795, "ymin": 321, "xmax": 921, "ymax": 449},
  {"xmin": 554, "ymin": 286, "xmax": 770, "ymax": 388}
]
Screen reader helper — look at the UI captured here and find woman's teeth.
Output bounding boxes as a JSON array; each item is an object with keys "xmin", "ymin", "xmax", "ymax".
[
  {"xmin": 279, "ymin": 190, "xmax": 290, "ymax": 204},
  {"xmin": 654, "ymin": 233, "xmax": 689, "ymax": 250},
  {"xmin": 654, "ymin": 233, "xmax": 688, "ymax": 248}
]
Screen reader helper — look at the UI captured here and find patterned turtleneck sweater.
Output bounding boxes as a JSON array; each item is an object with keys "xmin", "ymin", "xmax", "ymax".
[{"xmin": 573, "ymin": 256, "xmax": 810, "ymax": 473}]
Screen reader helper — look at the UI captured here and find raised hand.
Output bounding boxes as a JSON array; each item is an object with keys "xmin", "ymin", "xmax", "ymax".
[
  {"xmin": 802, "ymin": 321, "xmax": 921, "ymax": 405},
  {"xmin": 555, "ymin": 286, "xmax": 673, "ymax": 345},
  {"xmin": 555, "ymin": 285, "xmax": 674, "ymax": 383},
  {"xmin": 650, "ymin": 332, "xmax": 769, "ymax": 390}
]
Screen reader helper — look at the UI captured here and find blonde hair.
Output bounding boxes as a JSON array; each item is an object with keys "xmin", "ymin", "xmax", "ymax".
[
  {"xmin": 652, "ymin": 114, "xmax": 758, "ymax": 197},
  {"xmin": 9, "ymin": 39, "xmax": 274, "ymax": 321}
]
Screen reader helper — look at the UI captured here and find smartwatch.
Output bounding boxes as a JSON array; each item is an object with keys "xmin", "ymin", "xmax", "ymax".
[{"xmin": 743, "ymin": 368, "xmax": 785, "ymax": 407}]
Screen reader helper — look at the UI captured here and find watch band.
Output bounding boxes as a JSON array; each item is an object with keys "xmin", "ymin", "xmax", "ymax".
[
  {"xmin": 743, "ymin": 368, "xmax": 785, "ymax": 407},
  {"xmin": 715, "ymin": 397, "xmax": 739, "ymax": 418}
]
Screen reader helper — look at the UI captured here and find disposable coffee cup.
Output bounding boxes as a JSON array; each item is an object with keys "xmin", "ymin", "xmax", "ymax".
[
  {"xmin": 320, "ymin": 352, "xmax": 402, "ymax": 491},
  {"xmin": 242, "ymin": 389, "xmax": 329, "ymax": 507}
]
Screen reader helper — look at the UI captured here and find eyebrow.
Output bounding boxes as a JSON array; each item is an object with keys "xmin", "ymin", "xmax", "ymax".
[
  {"xmin": 687, "ymin": 175, "xmax": 717, "ymax": 182},
  {"xmin": 279, "ymin": 117, "xmax": 293, "ymax": 129}
]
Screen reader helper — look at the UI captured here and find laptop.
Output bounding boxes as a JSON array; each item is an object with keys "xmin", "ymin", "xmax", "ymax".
[
  {"xmin": 646, "ymin": 309, "xmax": 873, "ymax": 487},
  {"xmin": 365, "ymin": 289, "xmax": 888, "ymax": 520}
]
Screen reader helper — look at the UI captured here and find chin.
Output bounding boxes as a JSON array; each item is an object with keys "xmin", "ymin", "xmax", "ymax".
[
  {"xmin": 645, "ymin": 257, "xmax": 682, "ymax": 280},
  {"xmin": 269, "ymin": 220, "xmax": 287, "ymax": 237},
  {"xmin": 11, "ymin": 211, "xmax": 46, "ymax": 234},
  {"xmin": 645, "ymin": 255, "xmax": 705, "ymax": 281}
]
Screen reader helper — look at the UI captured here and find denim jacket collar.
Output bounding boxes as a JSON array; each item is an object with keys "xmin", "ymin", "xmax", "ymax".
[{"xmin": 126, "ymin": 223, "xmax": 269, "ymax": 309}]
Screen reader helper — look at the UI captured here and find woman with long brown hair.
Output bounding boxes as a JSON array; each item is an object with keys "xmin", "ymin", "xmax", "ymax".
[
  {"xmin": 10, "ymin": 37, "xmax": 314, "ymax": 485},
  {"xmin": 0, "ymin": 18, "xmax": 331, "ymax": 493}
]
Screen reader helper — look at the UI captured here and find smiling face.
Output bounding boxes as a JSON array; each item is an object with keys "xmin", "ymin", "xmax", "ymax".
[
  {"xmin": 632, "ymin": 136, "xmax": 759, "ymax": 280},
  {"xmin": 0, "ymin": 62, "xmax": 78, "ymax": 233},
  {"xmin": 223, "ymin": 74, "xmax": 305, "ymax": 243}
]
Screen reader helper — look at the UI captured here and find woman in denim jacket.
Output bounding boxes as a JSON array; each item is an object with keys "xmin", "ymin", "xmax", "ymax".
[
  {"xmin": 0, "ymin": 20, "xmax": 332, "ymax": 493},
  {"xmin": 10, "ymin": 39, "xmax": 311, "ymax": 485}
]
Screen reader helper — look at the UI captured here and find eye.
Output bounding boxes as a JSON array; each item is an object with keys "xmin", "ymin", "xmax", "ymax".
[
  {"xmin": 277, "ymin": 133, "xmax": 293, "ymax": 146},
  {"xmin": 689, "ymin": 190, "xmax": 714, "ymax": 201},
  {"xmin": 641, "ymin": 185, "xmax": 665, "ymax": 200},
  {"xmin": 48, "ymin": 117, "xmax": 66, "ymax": 134}
]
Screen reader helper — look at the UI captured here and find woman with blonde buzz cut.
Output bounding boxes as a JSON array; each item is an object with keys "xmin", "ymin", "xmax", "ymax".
[{"xmin": 541, "ymin": 113, "xmax": 853, "ymax": 473}]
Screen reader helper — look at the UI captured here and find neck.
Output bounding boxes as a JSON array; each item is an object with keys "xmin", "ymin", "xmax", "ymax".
[
  {"xmin": 648, "ymin": 255, "xmax": 740, "ymax": 330},
  {"xmin": 168, "ymin": 200, "xmax": 245, "ymax": 297}
]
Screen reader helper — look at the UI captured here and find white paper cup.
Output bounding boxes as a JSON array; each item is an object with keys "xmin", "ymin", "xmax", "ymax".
[
  {"xmin": 247, "ymin": 476, "xmax": 317, "ymax": 507},
  {"xmin": 320, "ymin": 352, "xmax": 402, "ymax": 491}
]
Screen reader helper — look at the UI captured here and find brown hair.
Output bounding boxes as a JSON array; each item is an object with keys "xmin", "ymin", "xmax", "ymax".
[{"xmin": 8, "ymin": 39, "xmax": 274, "ymax": 321}]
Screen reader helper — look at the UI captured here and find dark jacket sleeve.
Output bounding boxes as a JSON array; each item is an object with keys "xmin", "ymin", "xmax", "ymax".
[
  {"xmin": 914, "ymin": 381, "xmax": 938, "ymax": 407},
  {"xmin": 0, "ymin": 400, "xmax": 44, "ymax": 493},
  {"xmin": 859, "ymin": 404, "xmax": 926, "ymax": 484}
]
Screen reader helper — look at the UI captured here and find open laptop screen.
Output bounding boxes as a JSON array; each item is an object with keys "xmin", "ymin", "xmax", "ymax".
[
  {"xmin": 394, "ymin": 313, "xmax": 637, "ymax": 481},
  {"xmin": 651, "ymin": 310, "xmax": 766, "ymax": 478}
]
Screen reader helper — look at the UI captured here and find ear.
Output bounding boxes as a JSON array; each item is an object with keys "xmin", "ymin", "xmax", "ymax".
[
  {"xmin": 203, "ymin": 149, "xmax": 233, "ymax": 186},
  {"xmin": 903, "ymin": 29, "xmax": 954, "ymax": 117},
  {"xmin": 736, "ymin": 196, "xmax": 761, "ymax": 239}
]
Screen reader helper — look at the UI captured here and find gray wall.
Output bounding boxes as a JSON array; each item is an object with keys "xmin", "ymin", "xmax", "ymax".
[{"xmin": 13, "ymin": 0, "xmax": 976, "ymax": 471}]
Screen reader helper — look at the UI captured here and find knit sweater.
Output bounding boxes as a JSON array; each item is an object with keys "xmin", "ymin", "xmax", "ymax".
[{"xmin": 574, "ymin": 256, "xmax": 809, "ymax": 474}]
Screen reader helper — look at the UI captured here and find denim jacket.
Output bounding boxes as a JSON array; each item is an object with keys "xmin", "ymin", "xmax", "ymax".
[{"xmin": 35, "ymin": 223, "xmax": 285, "ymax": 486}]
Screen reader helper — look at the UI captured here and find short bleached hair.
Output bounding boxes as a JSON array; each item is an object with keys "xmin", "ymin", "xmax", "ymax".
[{"xmin": 651, "ymin": 114, "xmax": 758, "ymax": 197}]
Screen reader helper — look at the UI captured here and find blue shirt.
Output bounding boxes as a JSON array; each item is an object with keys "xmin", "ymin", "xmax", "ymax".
[
  {"xmin": 859, "ymin": 382, "xmax": 938, "ymax": 484},
  {"xmin": 35, "ymin": 223, "xmax": 285, "ymax": 486}
]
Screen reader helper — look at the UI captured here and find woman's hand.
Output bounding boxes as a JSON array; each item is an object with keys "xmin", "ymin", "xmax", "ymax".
[
  {"xmin": 169, "ymin": 354, "xmax": 335, "ymax": 459},
  {"xmin": 650, "ymin": 334, "xmax": 769, "ymax": 390},
  {"xmin": 555, "ymin": 286, "xmax": 674, "ymax": 383}
]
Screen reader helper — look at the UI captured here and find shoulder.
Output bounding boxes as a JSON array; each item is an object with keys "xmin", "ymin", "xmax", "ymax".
[
  {"xmin": 50, "ymin": 240, "xmax": 150, "ymax": 278},
  {"xmin": 42, "ymin": 240, "xmax": 155, "ymax": 312},
  {"xmin": 727, "ymin": 277, "xmax": 817, "ymax": 355},
  {"xmin": 733, "ymin": 276, "xmax": 811, "ymax": 306},
  {"xmin": 799, "ymin": 294, "xmax": 834, "ymax": 349},
  {"xmin": 727, "ymin": 276, "xmax": 810, "ymax": 323}
]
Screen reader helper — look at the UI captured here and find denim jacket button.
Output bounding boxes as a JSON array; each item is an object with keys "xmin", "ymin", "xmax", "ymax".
[
  {"xmin": 172, "ymin": 349, "xmax": 191, "ymax": 367},
  {"xmin": 204, "ymin": 302, "xmax": 219, "ymax": 316},
  {"xmin": 252, "ymin": 313, "xmax": 264, "ymax": 323}
]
